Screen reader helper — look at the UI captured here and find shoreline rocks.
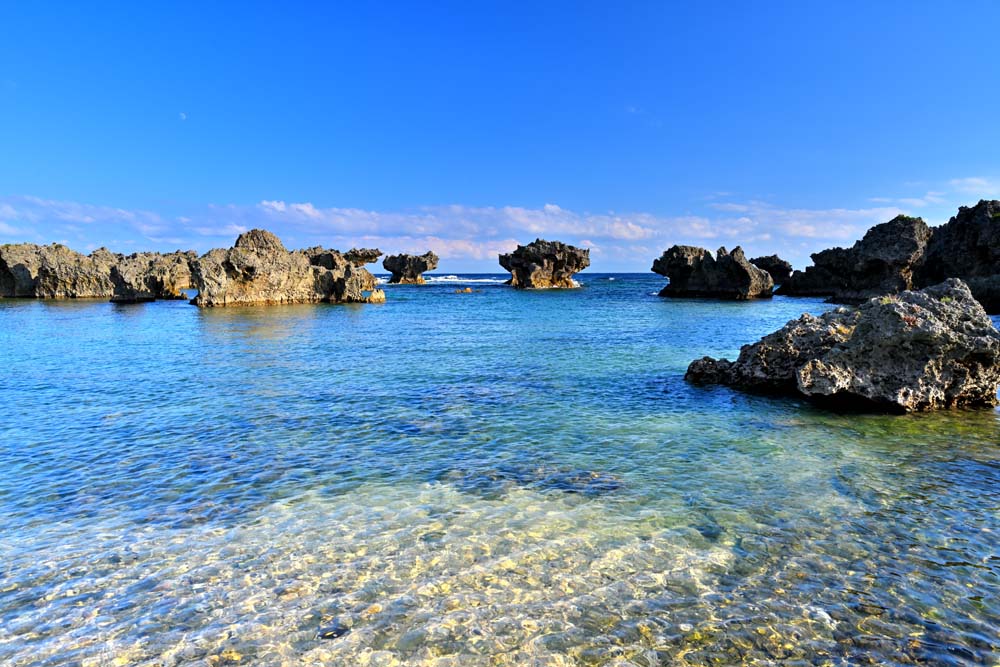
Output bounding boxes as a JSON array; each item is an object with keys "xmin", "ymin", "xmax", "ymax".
[
  {"xmin": 750, "ymin": 255, "xmax": 793, "ymax": 283},
  {"xmin": 777, "ymin": 215, "xmax": 930, "ymax": 302},
  {"xmin": 686, "ymin": 279, "xmax": 1000, "ymax": 412},
  {"xmin": 189, "ymin": 229, "xmax": 381, "ymax": 307},
  {"xmin": 499, "ymin": 239, "xmax": 590, "ymax": 288},
  {"xmin": 383, "ymin": 251, "xmax": 439, "ymax": 284},
  {"xmin": 652, "ymin": 246, "xmax": 773, "ymax": 299}
]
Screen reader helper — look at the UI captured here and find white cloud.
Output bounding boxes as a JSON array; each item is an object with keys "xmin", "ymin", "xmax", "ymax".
[{"xmin": 179, "ymin": 112, "xmax": 187, "ymax": 121}]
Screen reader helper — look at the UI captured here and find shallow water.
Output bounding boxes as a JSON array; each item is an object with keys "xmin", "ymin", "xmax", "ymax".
[{"xmin": 1, "ymin": 274, "xmax": 998, "ymax": 666}]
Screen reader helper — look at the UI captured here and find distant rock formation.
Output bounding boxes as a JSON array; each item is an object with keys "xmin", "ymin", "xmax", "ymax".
[
  {"xmin": 0, "ymin": 243, "xmax": 117, "ymax": 298},
  {"xmin": 777, "ymin": 215, "xmax": 930, "ymax": 302},
  {"xmin": 499, "ymin": 239, "xmax": 590, "ymax": 288},
  {"xmin": 344, "ymin": 248, "xmax": 382, "ymax": 267},
  {"xmin": 110, "ymin": 251, "xmax": 195, "ymax": 303},
  {"xmin": 652, "ymin": 245, "xmax": 773, "ymax": 299},
  {"xmin": 382, "ymin": 251, "xmax": 439, "ymax": 284},
  {"xmin": 915, "ymin": 200, "xmax": 1000, "ymax": 312},
  {"xmin": 190, "ymin": 229, "xmax": 381, "ymax": 307},
  {"xmin": 750, "ymin": 254, "xmax": 793, "ymax": 283},
  {"xmin": 686, "ymin": 279, "xmax": 1000, "ymax": 412}
]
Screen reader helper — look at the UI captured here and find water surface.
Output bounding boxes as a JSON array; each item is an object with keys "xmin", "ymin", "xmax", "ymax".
[{"xmin": 1, "ymin": 274, "xmax": 998, "ymax": 665}]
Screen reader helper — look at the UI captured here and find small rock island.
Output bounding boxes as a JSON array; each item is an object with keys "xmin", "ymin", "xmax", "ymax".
[
  {"xmin": 190, "ymin": 229, "xmax": 384, "ymax": 307},
  {"xmin": 749, "ymin": 254, "xmax": 793, "ymax": 283},
  {"xmin": 652, "ymin": 245, "xmax": 774, "ymax": 299},
  {"xmin": 382, "ymin": 251, "xmax": 439, "ymax": 284},
  {"xmin": 686, "ymin": 279, "xmax": 1000, "ymax": 412},
  {"xmin": 499, "ymin": 239, "xmax": 590, "ymax": 288}
]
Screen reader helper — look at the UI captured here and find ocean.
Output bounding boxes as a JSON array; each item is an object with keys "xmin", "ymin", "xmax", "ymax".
[{"xmin": 1, "ymin": 273, "xmax": 998, "ymax": 665}]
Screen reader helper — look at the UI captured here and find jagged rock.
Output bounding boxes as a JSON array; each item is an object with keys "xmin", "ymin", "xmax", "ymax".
[
  {"xmin": 750, "ymin": 255, "xmax": 793, "ymax": 283},
  {"xmin": 652, "ymin": 245, "xmax": 774, "ymax": 299},
  {"xmin": 344, "ymin": 248, "xmax": 382, "ymax": 267},
  {"xmin": 686, "ymin": 279, "xmax": 1000, "ymax": 412},
  {"xmin": 778, "ymin": 215, "xmax": 931, "ymax": 301},
  {"xmin": 110, "ymin": 251, "xmax": 195, "ymax": 303},
  {"xmin": 0, "ymin": 243, "xmax": 117, "ymax": 298},
  {"xmin": 498, "ymin": 239, "xmax": 590, "ymax": 288},
  {"xmin": 382, "ymin": 251, "xmax": 439, "ymax": 284},
  {"xmin": 190, "ymin": 229, "xmax": 381, "ymax": 307},
  {"xmin": 915, "ymin": 200, "xmax": 1000, "ymax": 311}
]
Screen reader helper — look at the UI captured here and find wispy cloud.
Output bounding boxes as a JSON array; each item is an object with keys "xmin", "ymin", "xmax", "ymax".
[{"xmin": 2, "ymin": 179, "xmax": 998, "ymax": 270}]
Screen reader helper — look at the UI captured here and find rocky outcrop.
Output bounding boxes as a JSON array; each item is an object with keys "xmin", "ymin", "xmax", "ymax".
[
  {"xmin": 686, "ymin": 279, "xmax": 1000, "ymax": 412},
  {"xmin": 499, "ymin": 239, "xmax": 590, "ymax": 288},
  {"xmin": 750, "ymin": 255, "xmax": 793, "ymax": 283},
  {"xmin": 344, "ymin": 248, "xmax": 382, "ymax": 267},
  {"xmin": 382, "ymin": 251, "xmax": 439, "ymax": 284},
  {"xmin": 778, "ymin": 215, "xmax": 931, "ymax": 302},
  {"xmin": 652, "ymin": 246, "xmax": 774, "ymax": 299},
  {"xmin": 110, "ymin": 251, "xmax": 195, "ymax": 303},
  {"xmin": 190, "ymin": 229, "xmax": 382, "ymax": 307},
  {"xmin": 0, "ymin": 243, "xmax": 117, "ymax": 298},
  {"xmin": 915, "ymin": 200, "xmax": 1000, "ymax": 311}
]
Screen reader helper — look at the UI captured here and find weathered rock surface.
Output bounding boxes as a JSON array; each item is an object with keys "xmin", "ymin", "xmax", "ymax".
[
  {"xmin": 499, "ymin": 239, "xmax": 590, "ymax": 288},
  {"xmin": 190, "ymin": 229, "xmax": 381, "ymax": 307},
  {"xmin": 750, "ymin": 254, "xmax": 793, "ymax": 283},
  {"xmin": 686, "ymin": 279, "xmax": 1000, "ymax": 412},
  {"xmin": 916, "ymin": 200, "xmax": 1000, "ymax": 311},
  {"xmin": 0, "ymin": 243, "xmax": 117, "ymax": 298},
  {"xmin": 382, "ymin": 251, "xmax": 439, "ymax": 284},
  {"xmin": 344, "ymin": 248, "xmax": 382, "ymax": 267},
  {"xmin": 110, "ymin": 251, "xmax": 195, "ymax": 303},
  {"xmin": 652, "ymin": 246, "xmax": 774, "ymax": 299},
  {"xmin": 778, "ymin": 215, "xmax": 930, "ymax": 302}
]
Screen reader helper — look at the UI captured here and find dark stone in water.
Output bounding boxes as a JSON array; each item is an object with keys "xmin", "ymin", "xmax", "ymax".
[
  {"xmin": 694, "ymin": 521, "xmax": 724, "ymax": 540},
  {"xmin": 438, "ymin": 464, "xmax": 624, "ymax": 498},
  {"xmin": 318, "ymin": 624, "xmax": 350, "ymax": 640}
]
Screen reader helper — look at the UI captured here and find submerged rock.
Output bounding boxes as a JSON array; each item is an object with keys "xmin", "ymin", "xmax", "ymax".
[
  {"xmin": 0, "ymin": 243, "xmax": 117, "ymax": 298},
  {"xmin": 778, "ymin": 215, "xmax": 931, "ymax": 302},
  {"xmin": 499, "ymin": 239, "xmax": 590, "ymax": 288},
  {"xmin": 749, "ymin": 254, "xmax": 793, "ymax": 283},
  {"xmin": 439, "ymin": 465, "xmax": 623, "ymax": 498},
  {"xmin": 382, "ymin": 251, "xmax": 439, "ymax": 284},
  {"xmin": 686, "ymin": 279, "xmax": 1000, "ymax": 412},
  {"xmin": 110, "ymin": 251, "xmax": 195, "ymax": 303},
  {"xmin": 652, "ymin": 245, "xmax": 774, "ymax": 299},
  {"xmin": 190, "ymin": 229, "xmax": 381, "ymax": 307}
]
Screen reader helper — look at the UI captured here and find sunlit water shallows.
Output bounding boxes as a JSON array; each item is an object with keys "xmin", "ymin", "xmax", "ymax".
[{"xmin": 2, "ymin": 274, "xmax": 999, "ymax": 666}]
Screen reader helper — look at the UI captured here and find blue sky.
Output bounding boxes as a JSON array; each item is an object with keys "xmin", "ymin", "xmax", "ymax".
[{"xmin": 2, "ymin": 1, "xmax": 1000, "ymax": 271}]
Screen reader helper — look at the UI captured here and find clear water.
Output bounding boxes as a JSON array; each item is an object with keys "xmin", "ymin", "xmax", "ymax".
[{"xmin": 1, "ymin": 274, "xmax": 998, "ymax": 666}]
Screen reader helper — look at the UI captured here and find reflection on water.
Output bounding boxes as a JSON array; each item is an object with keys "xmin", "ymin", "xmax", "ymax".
[{"xmin": 1, "ymin": 275, "xmax": 999, "ymax": 665}]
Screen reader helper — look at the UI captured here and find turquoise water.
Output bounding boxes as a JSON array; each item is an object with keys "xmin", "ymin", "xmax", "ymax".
[{"xmin": 1, "ymin": 273, "xmax": 999, "ymax": 666}]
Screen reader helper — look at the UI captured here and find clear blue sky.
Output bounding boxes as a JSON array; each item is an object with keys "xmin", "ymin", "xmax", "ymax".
[{"xmin": 2, "ymin": 1, "xmax": 1000, "ymax": 271}]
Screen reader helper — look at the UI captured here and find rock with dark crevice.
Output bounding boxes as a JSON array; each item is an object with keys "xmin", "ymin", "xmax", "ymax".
[
  {"xmin": 652, "ymin": 245, "xmax": 774, "ymax": 299},
  {"xmin": 382, "ymin": 251, "xmax": 439, "ymax": 284},
  {"xmin": 499, "ymin": 239, "xmax": 590, "ymax": 288},
  {"xmin": 110, "ymin": 251, "xmax": 196, "ymax": 303},
  {"xmin": 686, "ymin": 279, "xmax": 1000, "ymax": 412},
  {"xmin": 0, "ymin": 243, "xmax": 117, "ymax": 298}
]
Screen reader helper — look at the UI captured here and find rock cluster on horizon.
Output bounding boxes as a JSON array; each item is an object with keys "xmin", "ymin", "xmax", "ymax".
[
  {"xmin": 383, "ymin": 251, "xmax": 439, "ymax": 284},
  {"xmin": 749, "ymin": 254, "xmax": 793, "ymax": 283},
  {"xmin": 0, "ymin": 243, "xmax": 195, "ymax": 301},
  {"xmin": 686, "ymin": 279, "xmax": 1000, "ymax": 412},
  {"xmin": 777, "ymin": 200, "xmax": 1000, "ymax": 312},
  {"xmin": 652, "ymin": 245, "xmax": 774, "ymax": 299},
  {"xmin": 189, "ymin": 229, "xmax": 383, "ymax": 307},
  {"xmin": 499, "ymin": 239, "xmax": 590, "ymax": 288}
]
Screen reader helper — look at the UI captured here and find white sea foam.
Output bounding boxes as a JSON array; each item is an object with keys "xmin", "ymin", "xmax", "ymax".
[{"xmin": 423, "ymin": 275, "xmax": 508, "ymax": 284}]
